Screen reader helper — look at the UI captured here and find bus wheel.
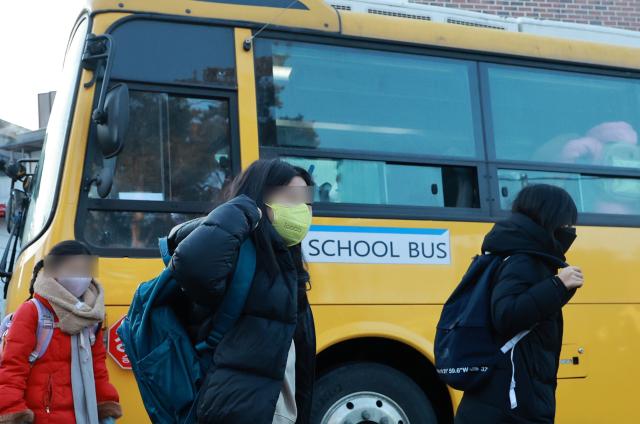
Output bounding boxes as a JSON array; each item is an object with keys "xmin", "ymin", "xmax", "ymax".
[{"xmin": 311, "ymin": 362, "xmax": 438, "ymax": 424}]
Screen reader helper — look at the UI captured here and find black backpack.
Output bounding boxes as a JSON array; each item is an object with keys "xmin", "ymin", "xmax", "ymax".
[{"xmin": 435, "ymin": 252, "xmax": 567, "ymax": 409}]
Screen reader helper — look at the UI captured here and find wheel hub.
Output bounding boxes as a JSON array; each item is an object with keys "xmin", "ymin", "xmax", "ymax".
[{"xmin": 320, "ymin": 391, "xmax": 409, "ymax": 424}]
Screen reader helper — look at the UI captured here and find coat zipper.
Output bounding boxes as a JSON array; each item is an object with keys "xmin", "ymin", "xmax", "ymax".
[{"xmin": 45, "ymin": 375, "xmax": 53, "ymax": 414}]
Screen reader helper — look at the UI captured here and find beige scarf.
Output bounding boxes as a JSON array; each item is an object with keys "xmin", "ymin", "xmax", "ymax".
[{"xmin": 33, "ymin": 275, "xmax": 105, "ymax": 335}]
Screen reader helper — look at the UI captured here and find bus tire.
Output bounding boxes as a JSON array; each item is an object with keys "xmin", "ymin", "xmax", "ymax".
[{"xmin": 311, "ymin": 362, "xmax": 439, "ymax": 424}]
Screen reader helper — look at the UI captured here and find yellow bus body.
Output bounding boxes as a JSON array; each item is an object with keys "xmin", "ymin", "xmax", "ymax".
[{"xmin": 4, "ymin": 1, "xmax": 640, "ymax": 422}]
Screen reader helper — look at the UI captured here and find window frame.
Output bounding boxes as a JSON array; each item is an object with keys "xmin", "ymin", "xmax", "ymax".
[
  {"xmin": 261, "ymin": 147, "xmax": 492, "ymax": 221},
  {"xmin": 479, "ymin": 62, "xmax": 640, "ymax": 173},
  {"xmin": 75, "ymin": 81, "xmax": 241, "ymax": 257},
  {"xmin": 487, "ymin": 163, "xmax": 640, "ymax": 227},
  {"xmin": 255, "ymin": 30, "xmax": 640, "ymax": 227},
  {"xmin": 255, "ymin": 32, "xmax": 492, "ymax": 221},
  {"xmin": 479, "ymin": 63, "xmax": 640, "ymax": 227},
  {"xmin": 74, "ymin": 16, "xmax": 640, "ymax": 258},
  {"xmin": 253, "ymin": 35, "xmax": 487, "ymax": 161}
]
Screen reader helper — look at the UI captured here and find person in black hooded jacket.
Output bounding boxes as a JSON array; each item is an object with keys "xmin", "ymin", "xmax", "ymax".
[
  {"xmin": 455, "ymin": 184, "xmax": 585, "ymax": 424},
  {"xmin": 166, "ymin": 159, "xmax": 316, "ymax": 424}
]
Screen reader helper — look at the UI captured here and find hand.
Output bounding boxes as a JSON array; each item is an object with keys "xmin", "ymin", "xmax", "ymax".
[{"xmin": 557, "ymin": 266, "xmax": 584, "ymax": 290}]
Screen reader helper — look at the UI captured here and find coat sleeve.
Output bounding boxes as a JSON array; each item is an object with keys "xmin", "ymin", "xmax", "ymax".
[
  {"xmin": 0, "ymin": 301, "xmax": 37, "ymax": 422},
  {"xmin": 491, "ymin": 255, "xmax": 571, "ymax": 338},
  {"xmin": 91, "ymin": 328, "xmax": 122, "ymax": 420},
  {"xmin": 170, "ymin": 195, "xmax": 261, "ymax": 306}
]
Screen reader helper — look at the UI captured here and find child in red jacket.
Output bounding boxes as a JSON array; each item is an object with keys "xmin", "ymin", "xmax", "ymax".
[{"xmin": 0, "ymin": 241, "xmax": 122, "ymax": 423}]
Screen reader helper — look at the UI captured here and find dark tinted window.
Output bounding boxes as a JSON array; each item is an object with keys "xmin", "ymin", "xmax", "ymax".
[
  {"xmin": 255, "ymin": 39, "xmax": 481, "ymax": 158},
  {"xmin": 110, "ymin": 20, "xmax": 236, "ymax": 87}
]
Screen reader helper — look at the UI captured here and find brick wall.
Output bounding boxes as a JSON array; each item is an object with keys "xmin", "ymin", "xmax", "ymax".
[{"xmin": 411, "ymin": 0, "xmax": 640, "ymax": 31}]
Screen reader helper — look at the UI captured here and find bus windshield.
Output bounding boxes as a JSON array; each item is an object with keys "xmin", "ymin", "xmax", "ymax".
[{"xmin": 21, "ymin": 19, "xmax": 88, "ymax": 245}]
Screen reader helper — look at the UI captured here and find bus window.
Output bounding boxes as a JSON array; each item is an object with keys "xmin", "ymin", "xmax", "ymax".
[
  {"xmin": 498, "ymin": 169, "xmax": 640, "ymax": 215},
  {"xmin": 87, "ymin": 92, "xmax": 232, "ymax": 203},
  {"xmin": 284, "ymin": 157, "xmax": 480, "ymax": 208},
  {"xmin": 485, "ymin": 64, "xmax": 640, "ymax": 170},
  {"xmin": 80, "ymin": 91, "xmax": 233, "ymax": 249},
  {"xmin": 255, "ymin": 38, "xmax": 482, "ymax": 159}
]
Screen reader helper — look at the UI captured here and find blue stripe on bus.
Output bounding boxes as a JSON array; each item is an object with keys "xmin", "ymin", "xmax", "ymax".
[
  {"xmin": 309, "ymin": 225, "xmax": 448, "ymax": 235},
  {"xmin": 195, "ymin": 0, "xmax": 308, "ymax": 10}
]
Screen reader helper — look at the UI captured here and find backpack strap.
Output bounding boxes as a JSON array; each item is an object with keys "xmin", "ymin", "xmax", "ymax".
[
  {"xmin": 195, "ymin": 239, "xmax": 257, "ymax": 354},
  {"xmin": 29, "ymin": 298, "xmax": 55, "ymax": 364},
  {"xmin": 158, "ymin": 237, "xmax": 172, "ymax": 267},
  {"xmin": 0, "ymin": 313, "xmax": 14, "ymax": 338},
  {"xmin": 500, "ymin": 329, "xmax": 531, "ymax": 410}
]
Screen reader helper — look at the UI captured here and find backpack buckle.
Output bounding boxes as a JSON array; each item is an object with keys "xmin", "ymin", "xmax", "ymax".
[{"xmin": 41, "ymin": 317, "xmax": 55, "ymax": 330}]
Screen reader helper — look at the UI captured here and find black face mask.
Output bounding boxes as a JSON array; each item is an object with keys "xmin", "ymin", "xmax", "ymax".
[{"xmin": 554, "ymin": 227, "xmax": 577, "ymax": 253}]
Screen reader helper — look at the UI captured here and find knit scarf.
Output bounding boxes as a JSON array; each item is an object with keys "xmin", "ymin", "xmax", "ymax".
[
  {"xmin": 34, "ymin": 275, "xmax": 104, "ymax": 424},
  {"xmin": 33, "ymin": 275, "xmax": 105, "ymax": 335}
]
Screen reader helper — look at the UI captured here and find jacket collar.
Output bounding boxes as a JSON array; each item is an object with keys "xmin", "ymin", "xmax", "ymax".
[{"xmin": 482, "ymin": 213, "xmax": 566, "ymax": 262}]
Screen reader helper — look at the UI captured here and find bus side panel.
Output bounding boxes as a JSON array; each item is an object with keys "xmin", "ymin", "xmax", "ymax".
[
  {"xmin": 313, "ymin": 303, "xmax": 640, "ymax": 423},
  {"xmin": 556, "ymin": 304, "xmax": 640, "ymax": 423}
]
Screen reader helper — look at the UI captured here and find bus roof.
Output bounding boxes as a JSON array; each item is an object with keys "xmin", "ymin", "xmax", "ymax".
[
  {"xmin": 88, "ymin": 0, "xmax": 640, "ymax": 70},
  {"xmin": 329, "ymin": 0, "xmax": 640, "ymax": 49}
]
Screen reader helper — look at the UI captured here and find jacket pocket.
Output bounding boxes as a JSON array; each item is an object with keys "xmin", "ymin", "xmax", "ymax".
[{"xmin": 530, "ymin": 348, "xmax": 558, "ymax": 384}]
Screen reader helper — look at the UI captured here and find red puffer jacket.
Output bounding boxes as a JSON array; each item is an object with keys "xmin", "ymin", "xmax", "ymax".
[{"xmin": 0, "ymin": 294, "xmax": 121, "ymax": 423}]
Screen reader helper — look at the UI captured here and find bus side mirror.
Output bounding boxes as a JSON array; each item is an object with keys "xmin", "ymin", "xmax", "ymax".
[
  {"xmin": 95, "ymin": 157, "xmax": 117, "ymax": 199},
  {"xmin": 93, "ymin": 83, "xmax": 129, "ymax": 198},
  {"xmin": 95, "ymin": 83, "xmax": 129, "ymax": 158}
]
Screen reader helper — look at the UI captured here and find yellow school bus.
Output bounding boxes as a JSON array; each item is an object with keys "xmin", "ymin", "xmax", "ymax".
[{"xmin": 3, "ymin": 0, "xmax": 640, "ymax": 422}]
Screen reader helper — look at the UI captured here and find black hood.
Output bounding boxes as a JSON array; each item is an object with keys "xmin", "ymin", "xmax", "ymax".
[{"xmin": 482, "ymin": 213, "xmax": 566, "ymax": 262}]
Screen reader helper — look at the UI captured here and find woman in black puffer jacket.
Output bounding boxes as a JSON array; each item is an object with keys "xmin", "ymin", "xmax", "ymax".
[
  {"xmin": 455, "ymin": 184, "xmax": 585, "ymax": 424},
  {"xmin": 167, "ymin": 159, "xmax": 316, "ymax": 424}
]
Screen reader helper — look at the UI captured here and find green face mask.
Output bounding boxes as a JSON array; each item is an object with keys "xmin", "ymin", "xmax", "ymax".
[{"xmin": 266, "ymin": 202, "xmax": 312, "ymax": 247}]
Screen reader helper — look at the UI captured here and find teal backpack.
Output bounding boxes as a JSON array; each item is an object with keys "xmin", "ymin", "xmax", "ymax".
[{"xmin": 117, "ymin": 237, "xmax": 256, "ymax": 423}]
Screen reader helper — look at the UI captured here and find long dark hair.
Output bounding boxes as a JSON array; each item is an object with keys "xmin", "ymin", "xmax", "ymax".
[
  {"xmin": 512, "ymin": 184, "xmax": 578, "ymax": 233},
  {"xmin": 225, "ymin": 159, "xmax": 314, "ymax": 279},
  {"xmin": 29, "ymin": 240, "xmax": 93, "ymax": 299}
]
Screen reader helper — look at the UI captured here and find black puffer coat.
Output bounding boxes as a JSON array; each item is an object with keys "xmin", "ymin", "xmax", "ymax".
[
  {"xmin": 455, "ymin": 213, "xmax": 575, "ymax": 424},
  {"xmin": 167, "ymin": 195, "xmax": 316, "ymax": 424}
]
